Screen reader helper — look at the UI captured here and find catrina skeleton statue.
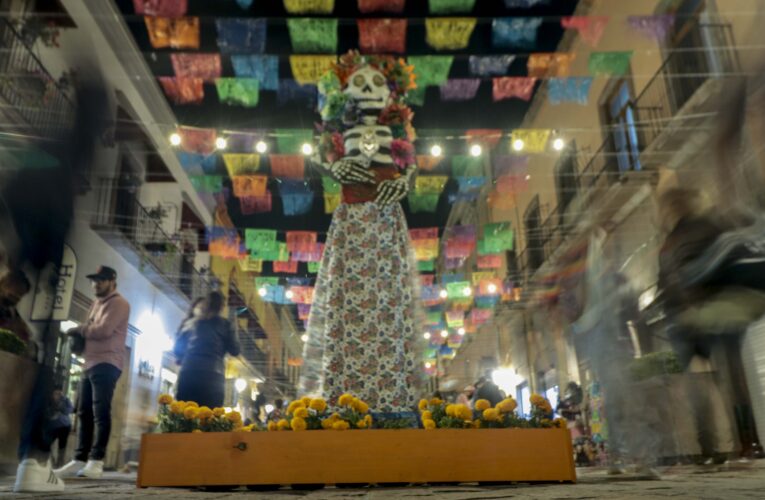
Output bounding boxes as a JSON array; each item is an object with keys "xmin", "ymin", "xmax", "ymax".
[{"xmin": 298, "ymin": 52, "xmax": 423, "ymax": 412}]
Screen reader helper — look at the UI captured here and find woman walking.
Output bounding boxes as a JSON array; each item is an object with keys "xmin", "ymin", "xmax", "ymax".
[{"xmin": 174, "ymin": 292, "xmax": 240, "ymax": 408}]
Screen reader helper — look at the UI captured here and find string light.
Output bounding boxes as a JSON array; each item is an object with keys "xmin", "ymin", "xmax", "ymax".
[
  {"xmin": 285, "ymin": 289, "xmax": 294, "ymax": 300},
  {"xmin": 430, "ymin": 144, "xmax": 443, "ymax": 157},
  {"xmin": 469, "ymin": 144, "xmax": 482, "ymax": 157},
  {"xmin": 169, "ymin": 133, "xmax": 181, "ymax": 146},
  {"xmin": 215, "ymin": 137, "xmax": 228, "ymax": 150},
  {"xmin": 258, "ymin": 287, "xmax": 267, "ymax": 297},
  {"xmin": 300, "ymin": 334, "xmax": 308, "ymax": 342},
  {"xmin": 512, "ymin": 138, "xmax": 525, "ymax": 152},
  {"xmin": 301, "ymin": 143, "xmax": 314, "ymax": 156},
  {"xmin": 487, "ymin": 283, "xmax": 498, "ymax": 294},
  {"xmin": 462, "ymin": 286, "xmax": 472, "ymax": 297},
  {"xmin": 553, "ymin": 137, "xmax": 566, "ymax": 151},
  {"xmin": 255, "ymin": 140, "xmax": 268, "ymax": 153},
  {"xmin": 458, "ymin": 327, "xmax": 466, "ymax": 336},
  {"xmin": 440, "ymin": 330, "xmax": 448, "ymax": 338},
  {"xmin": 425, "ymin": 362, "xmax": 432, "ymax": 369},
  {"xmin": 423, "ymin": 332, "xmax": 431, "ymax": 340},
  {"xmin": 439, "ymin": 289, "xmax": 448, "ymax": 299}
]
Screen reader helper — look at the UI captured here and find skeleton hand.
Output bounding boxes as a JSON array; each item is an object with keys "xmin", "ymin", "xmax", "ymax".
[
  {"xmin": 375, "ymin": 177, "xmax": 409, "ymax": 205},
  {"xmin": 329, "ymin": 159, "xmax": 376, "ymax": 185}
]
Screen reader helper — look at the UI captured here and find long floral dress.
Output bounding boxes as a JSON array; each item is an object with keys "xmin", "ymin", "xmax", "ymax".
[{"xmin": 299, "ymin": 201, "xmax": 423, "ymax": 412}]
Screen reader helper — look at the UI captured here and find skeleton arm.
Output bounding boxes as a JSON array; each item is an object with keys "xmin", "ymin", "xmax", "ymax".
[
  {"xmin": 375, "ymin": 163, "xmax": 417, "ymax": 205},
  {"xmin": 312, "ymin": 152, "xmax": 376, "ymax": 185}
]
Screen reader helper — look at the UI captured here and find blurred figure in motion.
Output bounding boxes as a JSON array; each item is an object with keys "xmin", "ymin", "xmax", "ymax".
[
  {"xmin": 174, "ymin": 291, "xmax": 241, "ymax": 408},
  {"xmin": 47, "ymin": 387, "xmax": 73, "ymax": 468},
  {"xmin": 267, "ymin": 398, "xmax": 284, "ymax": 422},
  {"xmin": 472, "ymin": 375, "xmax": 503, "ymax": 407},
  {"xmin": 173, "ymin": 297, "xmax": 204, "ymax": 365},
  {"xmin": 0, "ymin": 269, "xmax": 33, "ymax": 356},
  {"xmin": 456, "ymin": 385, "xmax": 474, "ymax": 408},
  {"xmin": 8, "ymin": 81, "xmax": 108, "ymax": 493},
  {"xmin": 657, "ymin": 187, "xmax": 765, "ymax": 464}
]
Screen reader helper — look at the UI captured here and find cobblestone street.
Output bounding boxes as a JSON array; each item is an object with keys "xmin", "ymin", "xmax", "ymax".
[{"xmin": 2, "ymin": 461, "xmax": 764, "ymax": 499}]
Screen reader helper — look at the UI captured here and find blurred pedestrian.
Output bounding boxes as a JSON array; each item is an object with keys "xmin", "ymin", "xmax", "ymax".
[
  {"xmin": 174, "ymin": 291, "xmax": 240, "ymax": 408},
  {"xmin": 456, "ymin": 385, "xmax": 474, "ymax": 407},
  {"xmin": 173, "ymin": 297, "xmax": 203, "ymax": 365},
  {"xmin": 48, "ymin": 387, "xmax": 73, "ymax": 468},
  {"xmin": 0, "ymin": 268, "xmax": 33, "ymax": 355},
  {"xmin": 55, "ymin": 265, "xmax": 130, "ymax": 480},
  {"xmin": 472, "ymin": 376, "xmax": 503, "ymax": 407},
  {"xmin": 267, "ymin": 398, "xmax": 284, "ymax": 422}
]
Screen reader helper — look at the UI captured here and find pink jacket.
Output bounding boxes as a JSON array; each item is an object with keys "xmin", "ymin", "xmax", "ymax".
[{"xmin": 82, "ymin": 292, "xmax": 130, "ymax": 371}]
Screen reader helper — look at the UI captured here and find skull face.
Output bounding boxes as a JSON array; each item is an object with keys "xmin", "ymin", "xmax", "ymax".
[{"xmin": 343, "ymin": 65, "xmax": 390, "ymax": 111}]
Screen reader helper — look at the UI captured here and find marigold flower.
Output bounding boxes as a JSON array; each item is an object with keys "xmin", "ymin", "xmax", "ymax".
[
  {"xmin": 554, "ymin": 417, "xmax": 568, "ymax": 429},
  {"xmin": 277, "ymin": 419, "xmax": 290, "ymax": 431},
  {"xmin": 332, "ymin": 420, "xmax": 350, "ymax": 431},
  {"xmin": 321, "ymin": 418, "xmax": 334, "ymax": 429},
  {"xmin": 338, "ymin": 394, "xmax": 354, "ymax": 407},
  {"xmin": 309, "ymin": 398, "xmax": 327, "ymax": 413},
  {"xmin": 429, "ymin": 398, "xmax": 443, "ymax": 406},
  {"xmin": 267, "ymin": 421, "xmax": 278, "ymax": 431},
  {"xmin": 192, "ymin": 429, "xmax": 203, "ymax": 433},
  {"xmin": 157, "ymin": 394, "xmax": 173, "ymax": 405},
  {"xmin": 355, "ymin": 400, "xmax": 369, "ymax": 414},
  {"xmin": 364, "ymin": 414, "xmax": 373, "ymax": 427},
  {"xmin": 294, "ymin": 407, "xmax": 309, "ymax": 419},
  {"xmin": 213, "ymin": 407, "xmax": 226, "ymax": 417},
  {"xmin": 445, "ymin": 404, "xmax": 456, "ymax": 417},
  {"xmin": 423, "ymin": 419, "xmax": 436, "ymax": 430},
  {"xmin": 474, "ymin": 399, "xmax": 491, "ymax": 411},
  {"xmin": 196, "ymin": 406, "xmax": 213, "ymax": 421},
  {"xmin": 185, "ymin": 401, "xmax": 199, "ymax": 408},
  {"xmin": 183, "ymin": 407, "xmax": 198, "ymax": 420},
  {"xmin": 472, "ymin": 419, "xmax": 481, "ymax": 429},
  {"xmin": 235, "ymin": 424, "xmax": 254, "ymax": 432},
  {"xmin": 421, "ymin": 410, "xmax": 433, "ymax": 420},
  {"xmin": 226, "ymin": 411, "xmax": 242, "ymax": 423},
  {"xmin": 418, "ymin": 399, "xmax": 429, "ymax": 411},
  {"xmin": 456, "ymin": 404, "xmax": 472, "ymax": 421},
  {"xmin": 482, "ymin": 408, "xmax": 500, "ymax": 421},
  {"xmin": 169, "ymin": 401, "xmax": 185, "ymax": 415},
  {"xmin": 291, "ymin": 417, "xmax": 308, "ymax": 431},
  {"xmin": 530, "ymin": 394, "xmax": 546, "ymax": 406},
  {"xmin": 356, "ymin": 419, "xmax": 368, "ymax": 429},
  {"xmin": 497, "ymin": 398, "xmax": 518, "ymax": 414},
  {"xmin": 300, "ymin": 396, "xmax": 312, "ymax": 407},
  {"xmin": 287, "ymin": 400, "xmax": 305, "ymax": 415}
]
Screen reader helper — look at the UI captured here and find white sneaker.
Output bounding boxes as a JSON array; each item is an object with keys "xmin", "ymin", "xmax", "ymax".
[
  {"xmin": 14, "ymin": 458, "xmax": 65, "ymax": 492},
  {"xmin": 54, "ymin": 459, "xmax": 86, "ymax": 478},
  {"xmin": 77, "ymin": 459, "xmax": 104, "ymax": 478}
]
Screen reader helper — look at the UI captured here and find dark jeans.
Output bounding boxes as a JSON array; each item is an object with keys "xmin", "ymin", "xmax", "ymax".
[
  {"xmin": 75, "ymin": 363, "xmax": 121, "ymax": 462},
  {"xmin": 18, "ymin": 364, "xmax": 54, "ymax": 461},
  {"xmin": 176, "ymin": 369, "xmax": 225, "ymax": 408},
  {"xmin": 48, "ymin": 426, "xmax": 70, "ymax": 467}
]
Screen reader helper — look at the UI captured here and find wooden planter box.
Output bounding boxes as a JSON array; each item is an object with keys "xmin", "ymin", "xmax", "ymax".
[{"xmin": 138, "ymin": 428, "xmax": 575, "ymax": 487}]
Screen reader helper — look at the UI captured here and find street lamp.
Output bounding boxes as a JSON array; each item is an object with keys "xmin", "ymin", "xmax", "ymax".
[{"xmin": 235, "ymin": 378, "xmax": 247, "ymax": 393}]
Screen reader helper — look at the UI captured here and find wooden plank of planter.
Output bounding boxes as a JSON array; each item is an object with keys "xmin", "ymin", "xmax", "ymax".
[{"xmin": 137, "ymin": 428, "xmax": 575, "ymax": 487}]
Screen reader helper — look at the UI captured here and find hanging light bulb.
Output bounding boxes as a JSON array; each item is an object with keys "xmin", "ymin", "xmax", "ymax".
[
  {"xmin": 463, "ymin": 286, "xmax": 472, "ymax": 297},
  {"xmin": 423, "ymin": 332, "xmax": 431, "ymax": 340},
  {"xmin": 440, "ymin": 330, "xmax": 449, "ymax": 338},
  {"xmin": 430, "ymin": 144, "xmax": 443, "ymax": 157},
  {"xmin": 512, "ymin": 138, "xmax": 525, "ymax": 152},
  {"xmin": 255, "ymin": 140, "xmax": 268, "ymax": 153},
  {"xmin": 458, "ymin": 327, "xmax": 466, "ymax": 336},
  {"xmin": 439, "ymin": 289, "xmax": 448, "ymax": 299},
  {"xmin": 300, "ymin": 334, "xmax": 308, "ymax": 342},
  {"xmin": 469, "ymin": 144, "xmax": 482, "ymax": 157},
  {"xmin": 258, "ymin": 287, "xmax": 267, "ymax": 297},
  {"xmin": 425, "ymin": 362, "xmax": 432, "ymax": 369},
  {"xmin": 169, "ymin": 132, "xmax": 182, "ymax": 146},
  {"xmin": 215, "ymin": 137, "xmax": 228, "ymax": 150},
  {"xmin": 488, "ymin": 283, "xmax": 498, "ymax": 294},
  {"xmin": 285, "ymin": 289, "xmax": 294, "ymax": 300},
  {"xmin": 552, "ymin": 137, "xmax": 566, "ymax": 151},
  {"xmin": 301, "ymin": 143, "xmax": 314, "ymax": 156}
]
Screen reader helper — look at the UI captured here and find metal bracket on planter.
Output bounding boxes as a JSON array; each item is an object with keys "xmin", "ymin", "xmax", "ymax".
[{"xmin": 234, "ymin": 442, "xmax": 248, "ymax": 451}]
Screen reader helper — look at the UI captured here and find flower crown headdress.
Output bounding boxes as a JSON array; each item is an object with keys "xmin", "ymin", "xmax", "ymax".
[{"xmin": 325, "ymin": 50, "xmax": 417, "ymax": 99}]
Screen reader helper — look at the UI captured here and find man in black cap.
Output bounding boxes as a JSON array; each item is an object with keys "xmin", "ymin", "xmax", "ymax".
[{"xmin": 54, "ymin": 266, "xmax": 130, "ymax": 480}]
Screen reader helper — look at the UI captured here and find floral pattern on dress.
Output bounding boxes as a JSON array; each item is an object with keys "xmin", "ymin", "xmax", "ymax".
[{"xmin": 299, "ymin": 201, "xmax": 424, "ymax": 412}]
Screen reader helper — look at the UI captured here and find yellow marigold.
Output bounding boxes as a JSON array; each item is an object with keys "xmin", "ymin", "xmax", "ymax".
[
  {"xmin": 338, "ymin": 394, "xmax": 354, "ymax": 407},
  {"xmin": 267, "ymin": 421, "xmax": 278, "ymax": 431},
  {"xmin": 445, "ymin": 404, "xmax": 456, "ymax": 417},
  {"xmin": 421, "ymin": 410, "xmax": 433, "ymax": 420},
  {"xmin": 169, "ymin": 401, "xmax": 185, "ymax": 415},
  {"xmin": 482, "ymin": 408, "xmax": 500, "ymax": 421},
  {"xmin": 429, "ymin": 398, "xmax": 443, "ymax": 406},
  {"xmin": 185, "ymin": 401, "xmax": 199, "ymax": 408},
  {"xmin": 192, "ymin": 429, "xmax": 202, "ymax": 433},
  {"xmin": 183, "ymin": 407, "xmax": 198, "ymax": 420},
  {"xmin": 472, "ymin": 419, "xmax": 481, "ymax": 429},
  {"xmin": 554, "ymin": 417, "xmax": 568, "ymax": 429},
  {"xmin": 291, "ymin": 417, "xmax": 307, "ymax": 431},
  {"xmin": 332, "ymin": 420, "xmax": 350, "ymax": 431},
  {"xmin": 456, "ymin": 404, "xmax": 472, "ymax": 421},
  {"xmin": 418, "ymin": 399, "xmax": 429, "ymax": 411},
  {"xmin": 277, "ymin": 419, "xmax": 290, "ymax": 431},
  {"xmin": 364, "ymin": 414, "xmax": 373, "ymax": 427},
  {"xmin": 196, "ymin": 406, "xmax": 213, "ymax": 421},
  {"xmin": 356, "ymin": 419, "xmax": 368, "ymax": 429},
  {"xmin": 213, "ymin": 407, "xmax": 226, "ymax": 417},
  {"xmin": 235, "ymin": 424, "xmax": 254, "ymax": 433},
  {"xmin": 423, "ymin": 419, "xmax": 436, "ymax": 430},
  {"xmin": 294, "ymin": 407, "xmax": 309, "ymax": 419},
  {"xmin": 309, "ymin": 398, "xmax": 327, "ymax": 413},
  {"xmin": 354, "ymin": 400, "xmax": 369, "ymax": 414},
  {"xmin": 157, "ymin": 394, "xmax": 173, "ymax": 405},
  {"xmin": 474, "ymin": 399, "xmax": 491, "ymax": 411},
  {"xmin": 497, "ymin": 398, "xmax": 518, "ymax": 414},
  {"xmin": 300, "ymin": 396, "xmax": 312, "ymax": 407},
  {"xmin": 226, "ymin": 411, "xmax": 242, "ymax": 423},
  {"xmin": 530, "ymin": 393, "xmax": 546, "ymax": 406},
  {"xmin": 541, "ymin": 418, "xmax": 552, "ymax": 427},
  {"xmin": 321, "ymin": 418, "xmax": 334, "ymax": 430},
  {"xmin": 287, "ymin": 400, "xmax": 305, "ymax": 415}
]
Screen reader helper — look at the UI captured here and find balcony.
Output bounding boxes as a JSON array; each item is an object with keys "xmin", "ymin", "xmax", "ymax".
[
  {"xmin": 0, "ymin": 19, "xmax": 74, "ymax": 142},
  {"xmin": 514, "ymin": 23, "xmax": 739, "ymax": 286},
  {"xmin": 91, "ymin": 178, "xmax": 212, "ymax": 309}
]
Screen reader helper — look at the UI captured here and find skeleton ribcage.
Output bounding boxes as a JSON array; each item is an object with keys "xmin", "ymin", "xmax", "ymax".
[{"xmin": 343, "ymin": 125, "xmax": 394, "ymax": 167}]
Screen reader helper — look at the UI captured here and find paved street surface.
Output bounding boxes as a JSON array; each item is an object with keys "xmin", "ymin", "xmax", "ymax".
[{"xmin": 2, "ymin": 461, "xmax": 764, "ymax": 499}]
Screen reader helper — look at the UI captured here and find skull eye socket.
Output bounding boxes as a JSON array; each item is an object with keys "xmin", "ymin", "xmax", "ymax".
[
  {"xmin": 372, "ymin": 74, "xmax": 385, "ymax": 87},
  {"xmin": 353, "ymin": 74, "xmax": 365, "ymax": 87}
]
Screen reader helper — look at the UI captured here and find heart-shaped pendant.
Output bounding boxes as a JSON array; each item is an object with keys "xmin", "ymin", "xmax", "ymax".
[{"xmin": 360, "ymin": 128, "xmax": 380, "ymax": 159}]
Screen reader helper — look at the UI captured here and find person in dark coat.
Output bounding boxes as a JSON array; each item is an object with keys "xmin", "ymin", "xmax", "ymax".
[
  {"xmin": 472, "ymin": 376, "xmax": 503, "ymax": 407},
  {"xmin": 174, "ymin": 292, "xmax": 240, "ymax": 408}
]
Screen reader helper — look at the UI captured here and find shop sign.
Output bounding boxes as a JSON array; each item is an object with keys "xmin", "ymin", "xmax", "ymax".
[{"xmin": 31, "ymin": 244, "xmax": 77, "ymax": 321}]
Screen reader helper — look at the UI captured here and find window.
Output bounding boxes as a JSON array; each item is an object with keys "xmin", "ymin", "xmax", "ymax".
[
  {"xmin": 554, "ymin": 143, "xmax": 578, "ymax": 223},
  {"xmin": 665, "ymin": 0, "xmax": 710, "ymax": 112},
  {"xmin": 605, "ymin": 80, "xmax": 641, "ymax": 173},
  {"xmin": 524, "ymin": 196, "xmax": 544, "ymax": 272}
]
